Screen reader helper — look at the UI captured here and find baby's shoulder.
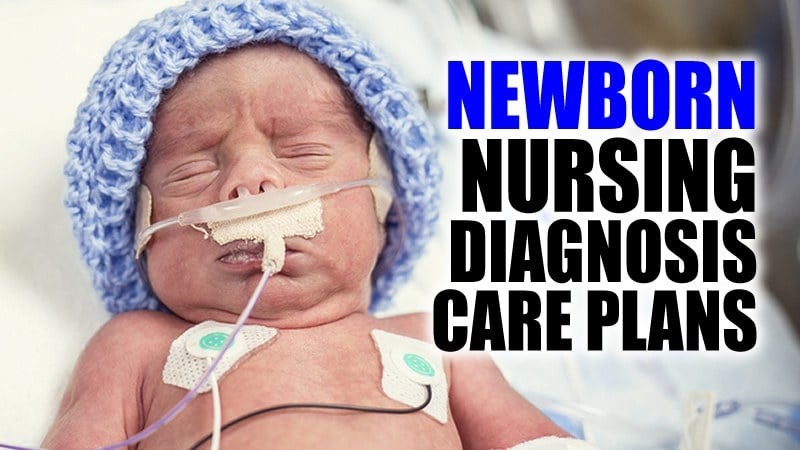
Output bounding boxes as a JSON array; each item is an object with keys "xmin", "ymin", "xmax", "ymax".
[
  {"xmin": 98, "ymin": 310, "xmax": 185, "ymax": 344},
  {"xmin": 80, "ymin": 311, "xmax": 185, "ymax": 373},
  {"xmin": 372, "ymin": 312, "xmax": 433, "ymax": 343}
]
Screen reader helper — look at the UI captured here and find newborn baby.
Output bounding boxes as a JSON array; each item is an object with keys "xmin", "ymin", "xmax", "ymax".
[{"xmin": 46, "ymin": 1, "xmax": 595, "ymax": 449}]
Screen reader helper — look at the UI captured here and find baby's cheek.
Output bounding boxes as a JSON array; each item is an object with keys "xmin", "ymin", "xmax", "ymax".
[
  {"xmin": 326, "ymin": 194, "xmax": 382, "ymax": 258},
  {"xmin": 146, "ymin": 245, "xmax": 176, "ymax": 294},
  {"xmin": 146, "ymin": 231, "xmax": 200, "ymax": 291}
]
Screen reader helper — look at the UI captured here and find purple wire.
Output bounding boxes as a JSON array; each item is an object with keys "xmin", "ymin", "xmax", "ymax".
[
  {"xmin": 0, "ymin": 269, "xmax": 272, "ymax": 450},
  {"xmin": 96, "ymin": 269, "xmax": 272, "ymax": 450}
]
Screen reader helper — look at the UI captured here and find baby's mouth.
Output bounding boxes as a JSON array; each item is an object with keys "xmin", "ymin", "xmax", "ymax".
[{"xmin": 218, "ymin": 240, "xmax": 264, "ymax": 265}]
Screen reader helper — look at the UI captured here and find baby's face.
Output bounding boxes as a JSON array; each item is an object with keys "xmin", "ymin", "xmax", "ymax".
[{"xmin": 141, "ymin": 45, "xmax": 382, "ymax": 327}]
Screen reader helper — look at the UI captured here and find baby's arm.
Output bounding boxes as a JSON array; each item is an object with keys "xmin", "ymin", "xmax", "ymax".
[
  {"xmin": 449, "ymin": 354, "xmax": 571, "ymax": 450},
  {"xmin": 43, "ymin": 311, "xmax": 158, "ymax": 449}
]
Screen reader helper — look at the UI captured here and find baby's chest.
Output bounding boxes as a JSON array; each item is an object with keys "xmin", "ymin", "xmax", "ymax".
[
  {"xmin": 225, "ymin": 328, "xmax": 388, "ymax": 401},
  {"xmin": 138, "ymin": 324, "xmax": 460, "ymax": 450},
  {"xmin": 150, "ymin": 322, "xmax": 448, "ymax": 422}
]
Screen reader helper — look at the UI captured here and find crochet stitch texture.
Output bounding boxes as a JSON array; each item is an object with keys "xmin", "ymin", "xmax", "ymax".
[{"xmin": 65, "ymin": 0, "xmax": 441, "ymax": 314}]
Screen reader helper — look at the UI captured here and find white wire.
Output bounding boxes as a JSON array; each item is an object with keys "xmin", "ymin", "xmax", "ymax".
[
  {"xmin": 92, "ymin": 269, "xmax": 272, "ymax": 450},
  {"xmin": 94, "ymin": 269, "xmax": 272, "ymax": 449},
  {"xmin": 208, "ymin": 358, "xmax": 222, "ymax": 450},
  {"xmin": 0, "ymin": 270, "xmax": 274, "ymax": 450}
]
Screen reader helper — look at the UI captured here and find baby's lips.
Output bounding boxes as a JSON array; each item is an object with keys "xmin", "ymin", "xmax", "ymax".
[{"xmin": 218, "ymin": 240, "xmax": 264, "ymax": 263}]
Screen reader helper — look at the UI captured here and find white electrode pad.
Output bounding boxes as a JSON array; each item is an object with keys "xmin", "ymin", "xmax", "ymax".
[
  {"xmin": 208, "ymin": 199, "xmax": 323, "ymax": 273},
  {"xmin": 370, "ymin": 329, "xmax": 448, "ymax": 423},
  {"xmin": 163, "ymin": 320, "xmax": 278, "ymax": 393}
]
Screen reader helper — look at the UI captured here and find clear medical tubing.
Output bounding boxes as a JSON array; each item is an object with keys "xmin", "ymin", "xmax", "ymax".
[
  {"xmin": 94, "ymin": 268, "xmax": 272, "ymax": 450},
  {"xmin": 0, "ymin": 270, "xmax": 274, "ymax": 450},
  {"xmin": 136, "ymin": 178, "xmax": 392, "ymax": 252}
]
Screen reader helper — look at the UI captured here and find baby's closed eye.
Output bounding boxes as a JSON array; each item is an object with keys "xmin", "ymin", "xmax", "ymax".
[
  {"xmin": 160, "ymin": 160, "xmax": 220, "ymax": 197},
  {"xmin": 276, "ymin": 144, "xmax": 335, "ymax": 171}
]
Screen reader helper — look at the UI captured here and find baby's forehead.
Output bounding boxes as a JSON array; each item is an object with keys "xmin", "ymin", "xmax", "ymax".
[
  {"xmin": 159, "ymin": 44, "xmax": 357, "ymax": 116},
  {"xmin": 148, "ymin": 43, "xmax": 371, "ymax": 156}
]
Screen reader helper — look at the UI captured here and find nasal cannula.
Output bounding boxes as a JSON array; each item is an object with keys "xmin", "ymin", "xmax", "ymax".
[
  {"xmin": 0, "ymin": 178, "xmax": 394, "ymax": 450},
  {"xmin": 136, "ymin": 178, "xmax": 392, "ymax": 251}
]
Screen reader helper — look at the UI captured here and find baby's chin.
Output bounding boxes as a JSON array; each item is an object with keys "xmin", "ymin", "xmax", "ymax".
[{"xmin": 167, "ymin": 282, "xmax": 371, "ymax": 330}]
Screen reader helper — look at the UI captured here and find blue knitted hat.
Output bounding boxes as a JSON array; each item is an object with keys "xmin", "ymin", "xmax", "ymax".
[{"xmin": 65, "ymin": 0, "xmax": 441, "ymax": 314}]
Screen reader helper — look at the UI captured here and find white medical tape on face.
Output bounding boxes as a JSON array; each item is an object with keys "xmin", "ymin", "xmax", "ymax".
[
  {"xmin": 133, "ymin": 185, "xmax": 323, "ymax": 272},
  {"xmin": 135, "ymin": 185, "xmax": 154, "ymax": 258},
  {"xmin": 135, "ymin": 133, "xmax": 392, "ymax": 260},
  {"xmin": 370, "ymin": 329, "xmax": 448, "ymax": 423},
  {"xmin": 162, "ymin": 320, "xmax": 278, "ymax": 393},
  {"xmin": 207, "ymin": 199, "xmax": 323, "ymax": 273},
  {"xmin": 136, "ymin": 137, "xmax": 383, "ymax": 266},
  {"xmin": 368, "ymin": 135, "xmax": 393, "ymax": 224}
]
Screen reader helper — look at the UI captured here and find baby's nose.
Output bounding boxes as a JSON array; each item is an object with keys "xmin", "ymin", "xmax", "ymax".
[{"xmin": 222, "ymin": 156, "xmax": 285, "ymax": 201}]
